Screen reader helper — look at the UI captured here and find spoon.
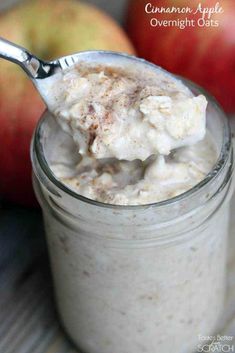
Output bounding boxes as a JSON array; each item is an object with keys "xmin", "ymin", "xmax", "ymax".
[
  {"xmin": 0, "ymin": 37, "xmax": 208, "ymax": 162},
  {"xmin": 0, "ymin": 36, "xmax": 82, "ymax": 107},
  {"xmin": 0, "ymin": 36, "xmax": 77, "ymax": 79},
  {"xmin": 0, "ymin": 36, "xmax": 133, "ymax": 108}
]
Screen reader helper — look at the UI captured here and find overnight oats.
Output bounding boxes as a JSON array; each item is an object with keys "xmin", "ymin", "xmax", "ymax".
[{"xmin": 31, "ymin": 52, "xmax": 234, "ymax": 353}]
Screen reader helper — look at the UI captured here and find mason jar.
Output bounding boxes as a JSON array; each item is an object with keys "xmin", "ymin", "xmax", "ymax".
[{"xmin": 31, "ymin": 53, "xmax": 234, "ymax": 353}]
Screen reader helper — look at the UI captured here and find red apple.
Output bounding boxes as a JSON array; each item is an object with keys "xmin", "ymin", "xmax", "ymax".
[
  {"xmin": 126, "ymin": 0, "xmax": 235, "ymax": 113},
  {"xmin": 0, "ymin": 0, "xmax": 135, "ymax": 206}
]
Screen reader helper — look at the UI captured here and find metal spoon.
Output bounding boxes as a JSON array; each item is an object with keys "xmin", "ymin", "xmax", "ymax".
[
  {"xmin": 0, "ymin": 36, "xmax": 84, "ymax": 108},
  {"xmin": 0, "ymin": 36, "xmax": 135, "ymax": 107},
  {"xmin": 0, "ymin": 36, "xmax": 119, "ymax": 109},
  {"xmin": 0, "ymin": 36, "xmax": 77, "ymax": 79}
]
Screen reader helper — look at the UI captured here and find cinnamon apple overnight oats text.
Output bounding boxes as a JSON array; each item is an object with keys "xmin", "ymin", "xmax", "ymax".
[{"xmin": 41, "ymin": 63, "xmax": 217, "ymax": 205}]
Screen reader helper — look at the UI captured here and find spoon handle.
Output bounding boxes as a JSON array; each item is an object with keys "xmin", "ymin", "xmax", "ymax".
[{"xmin": 0, "ymin": 37, "xmax": 58, "ymax": 79}]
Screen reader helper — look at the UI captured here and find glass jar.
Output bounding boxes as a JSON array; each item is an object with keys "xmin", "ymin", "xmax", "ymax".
[{"xmin": 31, "ymin": 53, "xmax": 234, "ymax": 353}]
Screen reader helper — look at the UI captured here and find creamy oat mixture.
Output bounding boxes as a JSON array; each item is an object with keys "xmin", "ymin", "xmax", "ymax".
[
  {"xmin": 33, "ymin": 56, "xmax": 232, "ymax": 353},
  {"xmin": 41, "ymin": 62, "xmax": 217, "ymax": 205}
]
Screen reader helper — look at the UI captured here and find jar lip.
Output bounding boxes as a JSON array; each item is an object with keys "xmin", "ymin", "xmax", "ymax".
[{"xmin": 33, "ymin": 51, "xmax": 232, "ymax": 210}]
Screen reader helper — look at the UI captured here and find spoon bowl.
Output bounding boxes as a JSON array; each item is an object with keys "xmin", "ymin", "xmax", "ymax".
[{"xmin": 0, "ymin": 36, "xmax": 140, "ymax": 107}]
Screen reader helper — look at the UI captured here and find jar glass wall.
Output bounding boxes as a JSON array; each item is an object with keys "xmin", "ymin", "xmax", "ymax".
[{"xmin": 31, "ymin": 53, "xmax": 234, "ymax": 353}]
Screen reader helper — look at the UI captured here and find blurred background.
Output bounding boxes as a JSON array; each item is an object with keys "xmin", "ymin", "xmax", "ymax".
[{"xmin": 0, "ymin": 0, "xmax": 234, "ymax": 352}]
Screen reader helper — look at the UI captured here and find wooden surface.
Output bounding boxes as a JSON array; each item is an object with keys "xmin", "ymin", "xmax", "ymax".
[{"xmin": 0, "ymin": 207, "xmax": 77, "ymax": 353}]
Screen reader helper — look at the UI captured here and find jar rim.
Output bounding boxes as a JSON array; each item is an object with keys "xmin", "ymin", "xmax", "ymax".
[{"xmin": 32, "ymin": 51, "xmax": 232, "ymax": 210}]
